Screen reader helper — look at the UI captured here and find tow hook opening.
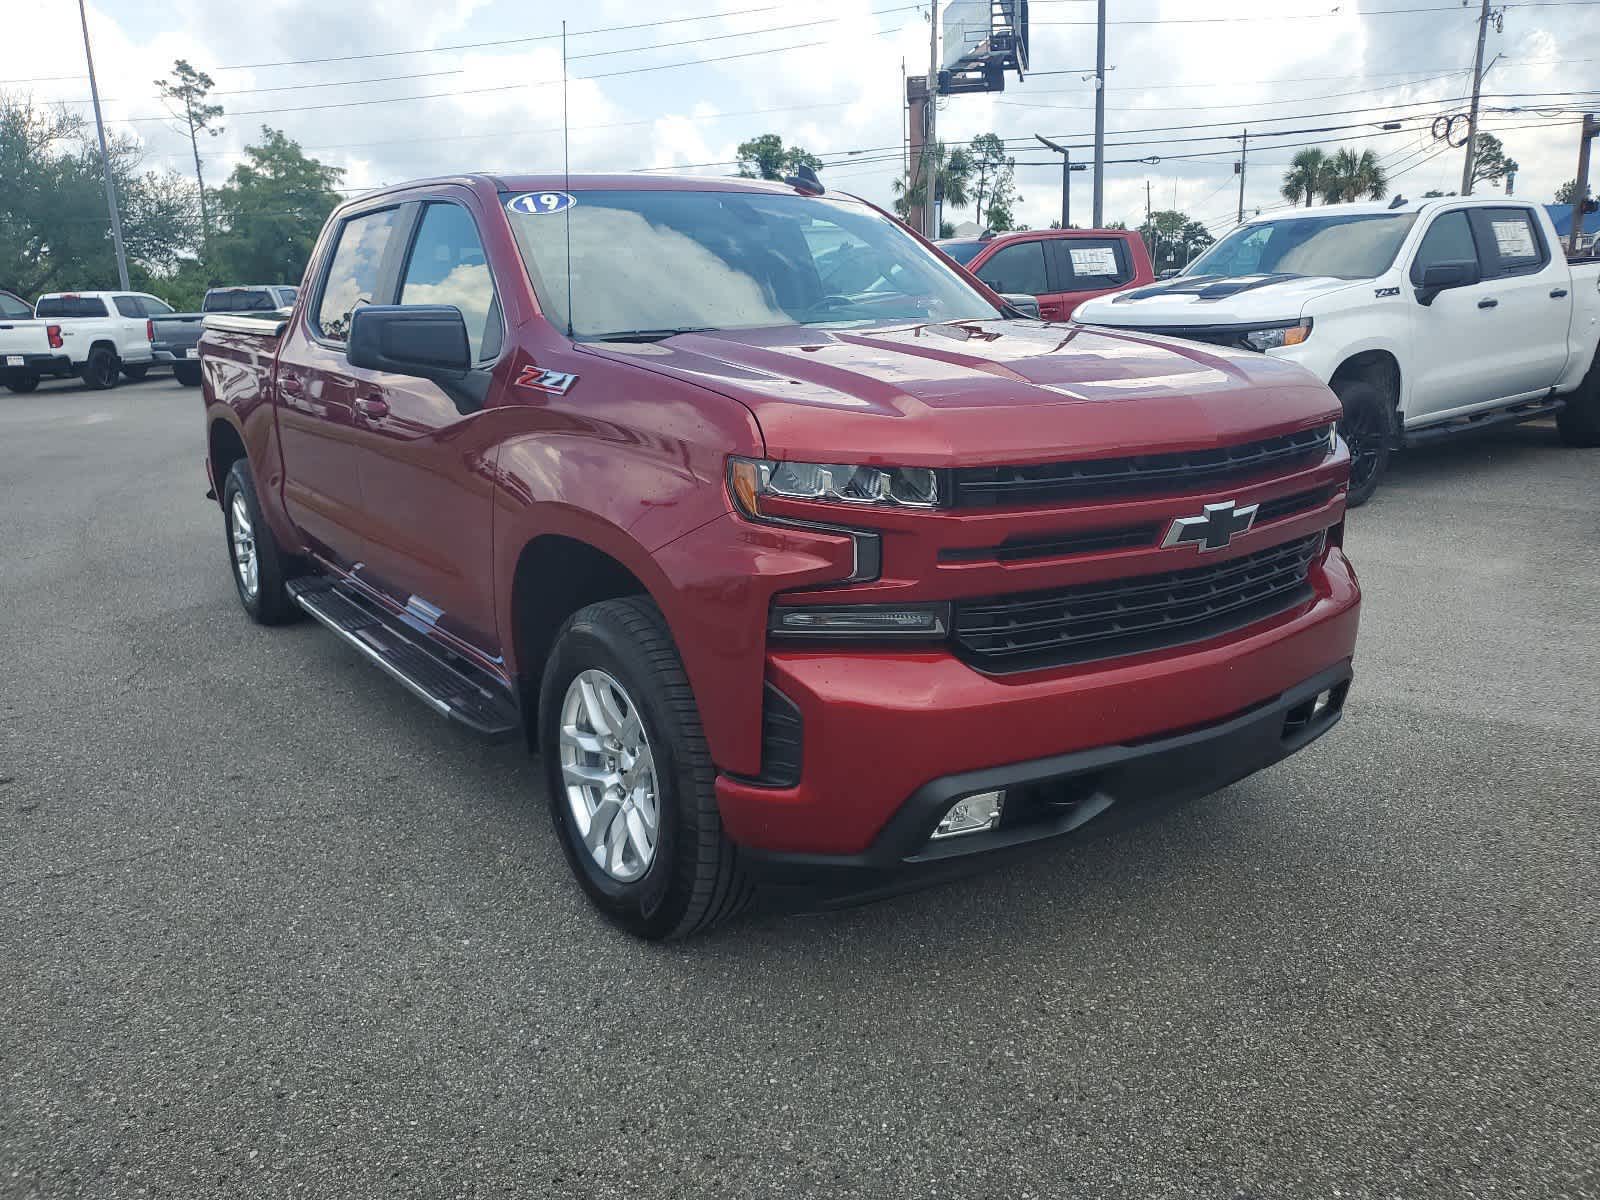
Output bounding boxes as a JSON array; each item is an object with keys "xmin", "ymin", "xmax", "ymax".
[{"xmin": 1282, "ymin": 680, "xmax": 1350, "ymax": 740}]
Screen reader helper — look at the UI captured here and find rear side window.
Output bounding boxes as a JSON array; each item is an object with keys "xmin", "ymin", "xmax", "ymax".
[
  {"xmin": 1056, "ymin": 239, "xmax": 1133, "ymax": 290},
  {"xmin": 113, "ymin": 296, "xmax": 143, "ymax": 318},
  {"xmin": 0, "ymin": 292, "xmax": 31, "ymax": 319},
  {"xmin": 37, "ymin": 296, "xmax": 108, "ymax": 318},
  {"xmin": 1471, "ymin": 208, "xmax": 1547, "ymax": 278},
  {"xmin": 398, "ymin": 202, "xmax": 502, "ymax": 361},
  {"xmin": 976, "ymin": 240, "xmax": 1050, "ymax": 296},
  {"xmin": 1410, "ymin": 211, "xmax": 1480, "ymax": 284},
  {"xmin": 314, "ymin": 207, "xmax": 401, "ymax": 341}
]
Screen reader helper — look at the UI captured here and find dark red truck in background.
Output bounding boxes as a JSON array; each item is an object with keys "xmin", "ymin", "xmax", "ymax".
[
  {"xmin": 199, "ymin": 172, "xmax": 1360, "ymax": 939},
  {"xmin": 936, "ymin": 228, "xmax": 1156, "ymax": 320}
]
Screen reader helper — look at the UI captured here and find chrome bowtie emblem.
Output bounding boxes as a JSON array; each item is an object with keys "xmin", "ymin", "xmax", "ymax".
[{"xmin": 1162, "ymin": 499, "xmax": 1259, "ymax": 552}]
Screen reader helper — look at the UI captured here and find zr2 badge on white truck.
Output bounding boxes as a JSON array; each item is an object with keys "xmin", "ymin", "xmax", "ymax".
[{"xmin": 1075, "ymin": 197, "xmax": 1600, "ymax": 504}]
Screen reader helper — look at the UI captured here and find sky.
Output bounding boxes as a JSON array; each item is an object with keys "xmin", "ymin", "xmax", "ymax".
[{"xmin": 6, "ymin": 0, "xmax": 1600, "ymax": 237}]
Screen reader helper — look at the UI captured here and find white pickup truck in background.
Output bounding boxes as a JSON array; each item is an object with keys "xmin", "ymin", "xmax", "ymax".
[
  {"xmin": 1, "ymin": 289, "xmax": 63, "ymax": 394},
  {"xmin": 7, "ymin": 291, "xmax": 176, "ymax": 392},
  {"xmin": 1075, "ymin": 197, "xmax": 1600, "ymax": 504}
]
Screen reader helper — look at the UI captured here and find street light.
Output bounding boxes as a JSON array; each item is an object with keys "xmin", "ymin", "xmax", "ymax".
[{"xmin": 1035, "ymin": 134, "xmax": 1089, "ymax": 229}]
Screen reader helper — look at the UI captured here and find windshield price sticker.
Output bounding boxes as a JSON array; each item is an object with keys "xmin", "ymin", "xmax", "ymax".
[
  {"xmin": 1070, "ymin": 246, "xmax": 1119, "ymax": 276},
  {"xmin": 507, "ymin": 191, "xmax": 576, "ymax": 216}
]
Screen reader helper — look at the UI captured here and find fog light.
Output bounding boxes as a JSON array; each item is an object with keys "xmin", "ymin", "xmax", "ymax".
[{"xmin": 931, "ymin": 789, "xmax": 1005, "ymax": 839}]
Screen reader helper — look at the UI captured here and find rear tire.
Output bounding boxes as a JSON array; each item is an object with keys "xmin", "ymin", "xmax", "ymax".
[
  {"xmin": 4, "ymin": 373, "xmax": 38, "ymax": 394},
  {"xmin": 79, "ymin": 347, "xmax": 119, "ymax": 391},
  {"xmin": 538, "ymin": 596, "xmax": 750, "ymax": 940},
  {"xmin": 1333, "ymin": 378, "xmax": 1392, "ymax": 507},
  {"xmin": 120, "ymin": 364, "xmax": 149, "ymax": 381},
  {"xmin": 1556, "ymin": 352, "xmax": 1600, "ymax": 448},
  {"xmin": 173, "ymin": 363, "xmax": 202, "ymax": 388},
  {"xmin": 221, "ymin": 459, "xmax": 299, "ymax": 625}
]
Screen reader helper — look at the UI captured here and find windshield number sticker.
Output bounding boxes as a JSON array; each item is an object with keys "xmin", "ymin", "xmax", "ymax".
[{"xmin": 507, "ymin": 191, "xmax": 576, "ymax": 216}]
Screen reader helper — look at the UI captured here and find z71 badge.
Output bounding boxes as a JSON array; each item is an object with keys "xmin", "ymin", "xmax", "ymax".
[
  {"xmin": 515, "ymin": 365, "xmax": 577, "ymax": 395},
  {"xmin": 1374, "ymin": 286, "xmax": 1401, "ymax": 298}
]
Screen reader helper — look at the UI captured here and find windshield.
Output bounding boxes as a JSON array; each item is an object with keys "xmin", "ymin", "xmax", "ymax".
[
  {"xmin": 1186, "ymin": 212, "xmax": 1418, "ymax": 280},
  {"xmin": 938, "ymin": 241, "xmax": 985, "ymax": 265},
  {"xmin": 506, "ymin": 188, "xmax": 1001, "ymax": 339}
]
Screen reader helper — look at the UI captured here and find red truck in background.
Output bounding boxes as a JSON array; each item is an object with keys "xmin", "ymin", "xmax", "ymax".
[
  {"xmin": 199, "ymin": 172, "xmax": 1360, "ymax": 939},
  {"xmin": 936, "ymin": 228, "xmax": 1156, "ymax": 320}
]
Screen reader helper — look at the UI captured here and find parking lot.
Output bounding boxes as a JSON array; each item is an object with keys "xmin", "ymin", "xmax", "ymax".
[{"xmin": 2, "ymin": 372, "xmax": 1597, "ymax": 1198}]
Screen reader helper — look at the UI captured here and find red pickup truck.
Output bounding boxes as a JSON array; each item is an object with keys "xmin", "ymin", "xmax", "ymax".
[
  {"xmin": 199, "ymin": 172, "xmax": 1360, "ymax": 939},
  {"xmin": 936, "ymin": 228, "xmax": 1156, "ymax": 320}
]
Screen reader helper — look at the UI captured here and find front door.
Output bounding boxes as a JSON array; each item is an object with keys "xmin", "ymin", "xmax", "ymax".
[
  {"xmin": 274, "ymin": 203, "xmax": 407, "ymax": 568},
  {"xmin": 974, "ymin": 238, "xmax": 1062, "ymax": 319},
  {"xmin": 347, "ymin": 196, "xmax": 505, "ymax": 659},
  {"xmin": 1404, "ymin": 207, "xmax": 1502, "ymax": 425}
]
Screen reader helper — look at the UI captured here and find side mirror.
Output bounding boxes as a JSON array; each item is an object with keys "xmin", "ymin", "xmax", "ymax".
[
  {"xmin": 1414, "ymin": 260, "xmax": 1479, "ymax": 307},
  {"xmin": 1000, "ymin": 293, "xmax": 1041, "ymax": 319},
  {"xmin": 347, "ymin": 305, "xmax": 470, "ymax": 378}
]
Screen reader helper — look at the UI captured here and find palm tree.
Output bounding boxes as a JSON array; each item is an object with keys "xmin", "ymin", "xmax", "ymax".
[
  {"xmin": 892, "ymin": 143, "xmax": 974, "ymax": 220},
  {"xmin": 1321, "ymin": 147, "xmax": 1388, "ymax": 204},
  {"xmin": 1280, "ymin": 148, "xmax": 1329, "ymax": 208}
]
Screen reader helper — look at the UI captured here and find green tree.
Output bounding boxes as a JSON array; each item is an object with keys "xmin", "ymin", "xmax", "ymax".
[
  {"xmin": 892, "ymin": 142, "xmax": 973, "ymax": 219},
  {"xmin": 968, "ymin": 132, "xmax": 1016, "ymax": 228},
  {"xmin": 155, "ymin": 59, "xmax": 224, "ymax": 251},
  {"xmin": 1321, "ymin": 147, "xmax": 1388, "ymax": 204},
  {"xmin": 1554, "ymin": 179, "xmax": 1580, "ymax": 205},
  {"xmin": 1468, "ymin": 132, "xmax": 1517, "ymax": 192},
  {"xmin": 735, "ymin": 134, "xmax": 822, "ymax": 181},
  {"xmin": 1280, "ymin": 147, "xmax": 1329, "ymax": 208},
  {"xmin": 1139, "ymin": 209, "xmax": 1214, "ymax": 270},
  {"xmin": 210, "ymin": 126, "xmax": 344, "ymax": 286}
]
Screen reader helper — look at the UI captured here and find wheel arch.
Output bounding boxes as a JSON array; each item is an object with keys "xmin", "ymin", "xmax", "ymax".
[
  {"xmin": 1330, "ymin": 348, "xmax": 1402, "ymax": 435},
  {"xmin": 208, "ymin": 415, "xmax": 248, "ymax": 498}
]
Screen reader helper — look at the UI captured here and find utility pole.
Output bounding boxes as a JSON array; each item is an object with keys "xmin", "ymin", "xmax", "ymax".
[
  {"xmin": 924, "ymin": 2, "xmax": 940, "ymax": 239},
  {"xmin": 1570, "ymin": 114, "xmax": 1599, "ymax": 257},
  {"xmin": 1460, "ymin": 0, "xmax": 1492, "ymax": 195},
  {"xmin": 76, "ymin": 0, "xmax": 129, "ymax": 290},
  {"xmin": 1092, "ymin": 0, "xmax": 1107, "ymax": 226},
  {"xmin": 1236, "ymin": 129, "xmax": 1248, "ymax": 226}
]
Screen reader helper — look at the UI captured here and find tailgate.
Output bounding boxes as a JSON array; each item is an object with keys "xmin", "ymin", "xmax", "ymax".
[
  {"xmin": 0, "ymin": 321, "xmax": 50, "ymax": 359},
  {"xmin": 152, "ymin": 315, "xmax": 204, "ymax": 351}
]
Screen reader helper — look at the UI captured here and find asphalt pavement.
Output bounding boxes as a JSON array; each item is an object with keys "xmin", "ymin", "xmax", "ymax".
[{"xmin": 2, "ymin": 373, "xmax": 1597, "ymax": 1199}]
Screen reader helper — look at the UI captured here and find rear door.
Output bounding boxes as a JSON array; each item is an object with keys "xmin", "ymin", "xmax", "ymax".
[
  {"xmin": 1466, "ymin": 206, "xmax": 1569, "ymax": 396},
  {"xmin": 349, "ymin": 194, "xmax": 506, "ymax": 656},
  {"xmin": 972, "ymin": 238, "xmax": 1059, "ymax": 318},
  {"xmin": 1048, "ymin": 236, "xmax": 1138, "ymax": 319},
  {"xmin": 274, "ymin": 202, "xmax": 407, "ymax": 569}
]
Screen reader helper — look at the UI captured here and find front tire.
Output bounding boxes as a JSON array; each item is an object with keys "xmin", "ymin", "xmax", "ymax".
[
  {"xmin": 538, "ymin": 597, "xmax": 750, "ymax": 940},
  {"xmin": 221, "ymin": 459, "xmax": 299, "ymax": 625},
  {"xmin": 79, "ymin": 347, "xmax": 119, "ymax": 391},
  {"xmin": 1556, "ymin": 351, "xmax": 1600, "ymax": 448},
  {"xmin": 1333, "ymin": 378, "xmax": 1392, "ymax": 507},
  {"xmin": 4, "ymin": 373, "xmax": 38, "ymax": 394},
  {"xmin": 173, "ymin": 363, "xmax": 202, "ymax": 388},
  {"xmin": 120, "ymin": 363, "xmax": 149, "ymax": 381}
]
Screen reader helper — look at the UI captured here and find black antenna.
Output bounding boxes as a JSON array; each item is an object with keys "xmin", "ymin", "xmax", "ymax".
[{"xmin": 562, "ymin": 20, "xmax": 574, "ymax": 339}]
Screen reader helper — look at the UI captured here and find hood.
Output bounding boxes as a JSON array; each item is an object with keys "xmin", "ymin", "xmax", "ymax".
[
  {"xmin": 1075, "ymin": 274, "xmax": 1363, "ymax": 328},
  {"xmin": 581, "ymin": 320, "xmax": 1337, "ymax": 467}
]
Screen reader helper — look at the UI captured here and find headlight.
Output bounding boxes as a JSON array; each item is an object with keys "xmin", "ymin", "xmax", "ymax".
[
  {"xmin": 769, "ymin": 602, "xmax": 950, "ymax": 641},
  {"xmin": 1242, "ymin": 320, "xmax": 1313, "ymax": 352},
  {"xmin": 728, "ymin": 457, "xmax": 941, "ymax": 514}
]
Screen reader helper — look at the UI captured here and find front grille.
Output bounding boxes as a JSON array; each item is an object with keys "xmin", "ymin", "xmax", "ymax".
[
  {"xmin": 952, "ymin": 533, "xmax": 1323, "ymax": 672},
  {"xmin": 950, "ymin": 426, "xmax": 1328, "ymax": 509}
]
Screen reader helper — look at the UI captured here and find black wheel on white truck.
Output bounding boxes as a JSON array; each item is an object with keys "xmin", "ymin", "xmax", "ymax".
[
  {"xmin": 1332, "ymin": 378, "xmax": 1392, "ymax": 507},
  {"xmin": 79, "ymin": 344, "xmax": 120, "ymax": 391},
  {"xmin": 1556, "ymin": 349, "xmax": 1600, "ymax": 448},
  {"xmin": 4, "ymin": 373, "xmax": 39, "ymax": 394}
]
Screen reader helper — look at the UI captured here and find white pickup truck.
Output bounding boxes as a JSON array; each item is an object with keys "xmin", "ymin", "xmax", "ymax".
[
  {"xmin": 1075, "ymin": 197, "xmax": 1600, "ymax": 503},
  {"xmin": 1, "ymin": 290, "xmax": 174, "ymax": 393}
]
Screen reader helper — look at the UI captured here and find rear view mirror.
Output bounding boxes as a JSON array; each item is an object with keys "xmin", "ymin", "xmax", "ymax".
[
  {"xmin": 1414, "ymin": 260, "xmax": 1479, "ymax": 307},
  {"xmin": 347, "ymin": 305, "xmax": 470, "ymax": 378}
]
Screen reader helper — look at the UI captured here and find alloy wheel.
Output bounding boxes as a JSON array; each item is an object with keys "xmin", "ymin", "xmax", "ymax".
[
  {"xmin": 558, "ymin": 669, "xmax": 660, "ymax": 883},
  {"xmin": 230, "ymin": 494, "xmax": 259, "ymax": 598},
  {"xmin": 1340, "ymin": 406, "xmax": 1383, "ymax": 493}
]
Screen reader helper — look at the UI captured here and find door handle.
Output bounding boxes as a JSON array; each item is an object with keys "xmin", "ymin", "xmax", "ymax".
[
  {"xmin": 1477, "ymin": 298, "xmax": 1498, "ymax": 309},
  {"xmin": 280, "ymin": 375, "xmax": 303, "ymax": 397},
  {"xmin": 1550, "ymin": 288, "xmax": 1568, "ymax": 299},
  {"xmin": 353, "ymin": 395, "xmax": 390, "ymax": 420}
]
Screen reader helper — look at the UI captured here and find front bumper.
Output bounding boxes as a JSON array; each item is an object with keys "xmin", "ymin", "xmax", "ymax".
[{"xmin": 718, "ymin": 546, "xmax": 1360, "ymax": 871}]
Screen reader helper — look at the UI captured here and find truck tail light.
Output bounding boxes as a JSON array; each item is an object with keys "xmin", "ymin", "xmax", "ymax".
[
  {"xmin": 146, "ymin": 319, "xmax": 155, "ymax": 341},
  {"xmin": 47, "ymin": 324, "xmax": 63, "ymax": 349}
]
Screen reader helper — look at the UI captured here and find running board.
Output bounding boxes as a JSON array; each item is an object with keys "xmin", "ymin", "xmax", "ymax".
[
  {"xmin": 1403, "ymin": 396, "xmax": 1566, "ymax": 446},
  {"xmin": 287, "ymin": 576, "xmax": 520, "ymax": 740}
]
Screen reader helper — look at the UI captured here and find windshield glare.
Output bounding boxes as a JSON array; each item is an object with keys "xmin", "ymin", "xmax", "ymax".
[
  {"xmin": 1186, "ymin": 212, "xmax": 1418, "ymax": 280},
  {"xmin": 507, "ymin": 189, "xmax": 1001, "ymax": 339}
]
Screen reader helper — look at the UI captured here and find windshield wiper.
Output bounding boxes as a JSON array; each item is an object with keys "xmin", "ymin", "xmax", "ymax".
[{"xmin": 588, "ymin": 327, "xmax": 715, "ymax": 343}]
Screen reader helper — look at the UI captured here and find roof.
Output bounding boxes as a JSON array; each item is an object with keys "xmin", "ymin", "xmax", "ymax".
[
  {"xmin": 935, "ymin": 227, "xmax": 1133, "ymax": 247},
  {"xmin": 1544, "ymin": 203, "xmax": 1600, "ymax": 237},
  {"xmin": 344, "ymin": 171, "xmax": 840, "ymax": 207}
]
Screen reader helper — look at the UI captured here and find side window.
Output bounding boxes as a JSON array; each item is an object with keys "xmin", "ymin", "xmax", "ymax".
[
  {"xmin": 140, "ymin": 296, "xmax": 173, "ymax": 316},
  {"xmin": 976, "ymin": 241, "xmax": 1050, "ymax": 296},
  {"xmin": 399, "ymin": 202, "xmax": 502, "ymax": 361},
  {"xmin": 0, "ymin": 292, "xmax": 32, "ymax": 319},
  {"xmin": 1410, "ymin": 211, "xmax": 1480, "ymax": 284},
  {"xmin": 113, "ymin": 295, "xmax": 144, "ymax": 318},
  {"xmin": 314, "ymin": 207, "xmax": 402, "ymax": 342},
  {"xmin": 1472, "ymin": 208, "xmax": 1547, "ymax": 278},
  {"xmin": 1056, "ymin": 239, "xmax": 1133, "ymax": 291}
]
